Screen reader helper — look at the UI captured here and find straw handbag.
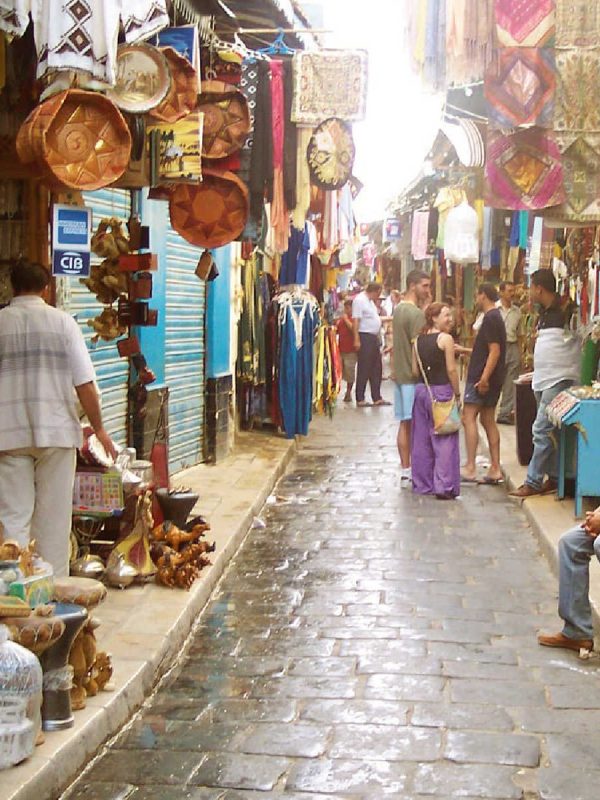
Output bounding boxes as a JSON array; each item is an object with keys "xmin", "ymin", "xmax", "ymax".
[{"xmin": 414, "ymin": 338, "xmax": 462, "ymax": 436}]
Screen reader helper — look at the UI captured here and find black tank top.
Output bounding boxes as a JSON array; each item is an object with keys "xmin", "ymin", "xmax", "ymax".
[{"xmin": 416, "ymin": 333, "xmax": 449, "ymax": 385}]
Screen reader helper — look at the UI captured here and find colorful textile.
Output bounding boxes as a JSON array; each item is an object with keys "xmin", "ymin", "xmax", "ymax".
[
  {"xmin": 238, "ymin": 59, "xmax": 259, "ymax": 185},
  {"xmin": 556, "ymin": 0, "xmax": 600, "ymax": 47},
  {"xmin": 544, "ymin": 136, "xmax": 600, "ymax": 224},
  {"xmin": 555, "ymin": 49, "xmax": 600, "ymax": 134},
  {"xmin": 411, "ymin": 209, "xmax": 430, "ymax": 260},
  {"xmin": 485, "ymin": 127, "xmax": 565, "ymax": 211},
  {"xmin": 485, "ymin": 47, "xmax": 555, "ymax": 128},
  {"xmin": 446, "ymin": 0, "xmax": 494, "ymax": 84},
  {"xmin": 291, "ymin": 50, "xmax": 368, "ymax": 125},
  {"xmin": 0, "ymin": 0, "xmax": 169, "ymax": 85},
  {"xmin": 495, "ymin": 0, "xmax": 555, "ymax": 47}
]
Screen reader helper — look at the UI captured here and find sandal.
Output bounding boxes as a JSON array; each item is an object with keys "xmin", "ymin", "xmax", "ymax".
[
  {"xmin": 478, "ymin": 476, "xmax": 504, "ymax": 486},
  {"xmin": 372, "ymin": 399, "xmax": 391, "ymax": 406},
  {"xmin": 356, "ymin": 401, "xmax": 371, "ymax": 407}
]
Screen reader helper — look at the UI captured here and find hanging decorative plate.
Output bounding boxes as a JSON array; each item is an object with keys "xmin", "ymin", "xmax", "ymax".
[
  {"xmin": 169, "ymin": 168, "xmax": 249, "ymax": 248},
  {"xmin": 16, "ymin": 90, "xmax": 132, "ymax": 190},
  {"xmin": 148, "ymin": 47, "xmax": 198, "ymax": 123},
  {"xmin": 106, "ymin": 43, "xmax": 171, "ymax": 114},
  {"xmin": 197, "ymin": 80, "xmax": 250, "ymax": 159},
  {"xmin": 307, "ymin": 117, "xmax": 355, "ymax": 190}
]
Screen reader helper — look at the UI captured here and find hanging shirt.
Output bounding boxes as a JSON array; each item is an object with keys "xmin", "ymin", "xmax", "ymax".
[
  {"xmin": 352, "ymin": 292, "xmax": 381, "ymax": 335},
  {"xmin": 0, "ymin": 296, "xmax": 96, "ymax": 450},
  {"xmin": 0, "ymin": 0, "xmax": 169, "ymax": 85}
]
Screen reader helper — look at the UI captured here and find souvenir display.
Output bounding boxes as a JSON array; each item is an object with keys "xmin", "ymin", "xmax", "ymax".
[
  {"xmin": 105, "ymin": 492, "xmax": 156, "ymax": 588},
  {"xmin": 169, "ymin": 169, "xmax": 249, "ymax": 248},
  {"xmin": 307, "ymin": 118, "xmax": 355, "ymax": 191},
  {"xmin": 0, "ymin": 625, "xmax": 42, "ymax": 769},
  {"xmin": 494, "ymin": 0, "xmax": 555, "ymax": 48},
  {"xmin": 291, "ymin": 49, "xmax": 368, "ymax": 124},
  {"xmin": 151, "ymin": 519, "xmax": 214, "ymax": 590},
  {"xmin": 106, "ymin": 43, "xmax": 171, "ymax": 114},
  {"xmin": 16, "ymin": 91, "xmax": 132, "ymax": 190},
  {"xmin": 147, "ymin": 110, "xmax": 203, "ymax": 182},
  {"xmin": 149, "ymin": 47, "xmax": 198, "ymax": 123},
  {"xmin": 2, "ymin": 612, "xmax": 65, "ymax": 656},
  {"xmin": 198, "ymin": 80, "xmax": 250, "ymax": 159}
]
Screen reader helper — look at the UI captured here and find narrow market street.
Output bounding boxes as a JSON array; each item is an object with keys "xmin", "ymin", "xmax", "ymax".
[{"xmin": 60, "ymin": 397, "xmax": 600, "ymax": 800}]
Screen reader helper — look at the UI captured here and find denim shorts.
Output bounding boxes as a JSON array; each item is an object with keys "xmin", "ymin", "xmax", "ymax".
[
  {"xmin": 394, "ymin": 383, "xmax": 416, "ymax": 421},
  {"xmin": 464, "ymin": 380, "xmax": 501, "ymax": 409}
]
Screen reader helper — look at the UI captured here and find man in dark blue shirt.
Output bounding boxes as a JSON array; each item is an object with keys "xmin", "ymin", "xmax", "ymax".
[{"xmin": 461, "ymin": 283, "xmax": 506, "ymax": 485}]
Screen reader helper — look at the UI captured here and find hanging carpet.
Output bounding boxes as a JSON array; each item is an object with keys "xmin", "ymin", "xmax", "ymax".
[
  {"xmin": 485, "ymin": 127, "xmax": 565, "ymax": 211},
  {"xmin": 291, "ymin": 50, "xmax": 368, "ymax": 125},
  {"xmin": 485, "ymin": 47, "xmax": 555, "ymax": 129},
  {"xmin": 494, "ymin": 0, "xmax": 555, "ymax": 47},
  {"xmin": 555, "ymin": 49, "xmax": 600, "ymax": 134},
  {"xmin": 307, "ymin": 118, "xmax": 355, "ymax": 191},
  {"xmin": 555, "ymin": 0, "xmax": 600, "ymax": 47},
  {"xmin": 543, "ymin": 136, "xmax": 600, "ymax": 225}
]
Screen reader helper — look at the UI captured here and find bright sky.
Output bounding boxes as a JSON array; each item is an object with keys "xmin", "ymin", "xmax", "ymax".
[{"xmin": 320, "ymin": 0, "xmax": 444, "ymax": 223}]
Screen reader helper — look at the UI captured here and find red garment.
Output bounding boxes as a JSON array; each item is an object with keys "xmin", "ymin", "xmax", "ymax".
[
  {"xmin": 336, "ymin": 315, "xmax": 355, "ymax": 354},
  {"xmin": 269, "ymin": 60, "xmax": 288, "ymax": 253}
]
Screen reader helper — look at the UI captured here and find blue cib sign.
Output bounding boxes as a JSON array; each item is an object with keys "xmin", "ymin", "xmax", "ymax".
[{"xmin": 52, "ymin": 204, "xmax": 92, "ymax": 277}]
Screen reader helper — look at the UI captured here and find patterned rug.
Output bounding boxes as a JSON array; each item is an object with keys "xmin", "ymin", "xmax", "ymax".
[
  {"xmin": 291, "ymin": 50, "xmax": 368, "ymax": 125},
  {"xmin": 555, "ymin": 48, "xmax": 600, "ymax": 133},
  {"xmin": 495, "ymin": 0, "xmax": 555, "ymax": 47},
  {"xmin": 544, "ymin": 136, "xmax": 600, "ymax": 224},
  {"xmin": 485, "ymin": 127, "xmax": 565, "ymax": 210},
  {"xmin": 556, "ymin": 0, "xmax": 600, "ymax": 46},
  {"xmin": 485, "ymin": 47, "xmax": 555, "ymax": 128}
]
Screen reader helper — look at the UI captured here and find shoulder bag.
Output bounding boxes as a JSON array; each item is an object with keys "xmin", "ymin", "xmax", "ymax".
[{"xmin": 414, "ymin": 337, "xmax": 462, "ymax": 436}]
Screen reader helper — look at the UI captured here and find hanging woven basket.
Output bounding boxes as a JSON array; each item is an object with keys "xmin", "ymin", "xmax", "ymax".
[
  {"xmin": 169, "ymin": 168, "xmax": 249, "ymax": 248},
  {"xmin": 148, "ymin": 47, "xmax": 198, "ymax": 123},
  {"xmin": 198, "ymin": 80, "xmax": 250, "ymax": 159}
]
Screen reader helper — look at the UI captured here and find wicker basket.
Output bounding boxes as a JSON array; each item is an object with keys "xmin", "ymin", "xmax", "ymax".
[{"xmin": 149, "ymin": 47, "xmax": 198, "ymax": 123}]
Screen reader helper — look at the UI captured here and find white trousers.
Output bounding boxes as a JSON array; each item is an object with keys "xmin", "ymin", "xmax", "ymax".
[{"xmin": 0, "ymin": 447, "xmax": 76, "ymax": 577}]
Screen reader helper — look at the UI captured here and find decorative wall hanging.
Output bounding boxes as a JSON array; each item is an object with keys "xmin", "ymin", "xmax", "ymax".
[
  {"xmin": 147, "ymin": 111, "xmax": 203, "ymax": 182},
  {"xmin": 106, "ymin": 43, "xmax": 170, "ymax": 114},
  {"xmin": 543, "ymin": 136, "xmax": 600, "ymax": 225},
  {"xmin": 0, "ymin": 0, "xmax": 169, "ymax": 86},
  {"xmin": 307, "ymin": 118, "xmax": 355, "ymax": 191},
  {"xmin": 555, "ymin": 0, "xmax": 600, "ymax": 47},
  {"xmin": 16, "ymin": 90, "xmax": 131, "ymax": 190},
  {"xmin": 494, "ymin": 0, "xmax": 555, "ymax": 47},
  {"xmin": 485, "ymin": 127, "xmax": 565, "ymax": 211},
  {"xmin": 198, "ymin": 80, "xmax": 251, "ymax": 159},
  {"xmin": 169, "ymin": 169, "xmax": 249, "ymax": 249},
  {"xmin": 485, "ymin": 47, "xmax": 555, "ymax": 128},
  {"xmin": 291, "ymin": 50, "xmax": 368, "ymax": 125},
  {"xmin": 148, "ymin": 47, "xmax": 198, "ymax": 123},
  {"xmin": 555, "ymin": 49, "xmax": 600, "ymax": 134}
]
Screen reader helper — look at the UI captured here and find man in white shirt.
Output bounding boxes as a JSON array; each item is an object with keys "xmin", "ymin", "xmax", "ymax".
[
  {"xmin": 0, "ymin": 260, "xmax": 117, "ymax": 576},
  {"xmin": 496, "ymin": 281, "xmax": 522, "ymax": 424},
  {"xmin": 352, "ymin": 282, "xmax": 390, "ymax": 407}
]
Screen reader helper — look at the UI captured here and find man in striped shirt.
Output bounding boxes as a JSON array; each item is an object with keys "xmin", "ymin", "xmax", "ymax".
[{"xmin": 0, "ymin": 259, "xmax": 116, "ymax": 576}]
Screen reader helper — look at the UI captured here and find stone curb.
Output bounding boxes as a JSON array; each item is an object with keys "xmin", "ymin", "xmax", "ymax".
[{"xmin": 3, "ymin": 435, "xmax": 296, "ymax": 800}]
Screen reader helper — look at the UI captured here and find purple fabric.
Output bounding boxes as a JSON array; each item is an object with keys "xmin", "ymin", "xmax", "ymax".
[{"xmin": 411, "ymin": 383, "xmax": 461, "ymax": 498}]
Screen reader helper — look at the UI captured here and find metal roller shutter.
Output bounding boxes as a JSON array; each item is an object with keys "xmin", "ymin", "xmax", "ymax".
[
  {"xmin": 165, "ymin": 230, "xmax": 206, "ymax": 472},
  {"xmin": 69, "ymin": 188, "xmax": 131, "ymax": 446}
]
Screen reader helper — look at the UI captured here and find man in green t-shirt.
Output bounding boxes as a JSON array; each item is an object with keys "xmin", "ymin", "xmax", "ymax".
[{"xmin": 392, "ymin": 269, "xmax": 431, "ymax": 483}]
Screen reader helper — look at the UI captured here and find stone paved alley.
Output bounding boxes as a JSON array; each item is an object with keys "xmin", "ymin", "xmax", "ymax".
[{"xmin": 60, "ymin": 400, "xmax": 600, "ymax": 800}]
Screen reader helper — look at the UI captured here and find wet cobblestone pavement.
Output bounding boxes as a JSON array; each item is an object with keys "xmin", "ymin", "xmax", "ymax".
[{"xmin": 61, "ymin": 407, "xmax": 600, "ymax": 799}]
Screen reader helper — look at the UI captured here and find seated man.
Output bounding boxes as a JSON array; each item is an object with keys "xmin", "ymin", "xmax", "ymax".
[{"xmin": 538, "ymin": 507, "xmax": 600, "ymax": 652}]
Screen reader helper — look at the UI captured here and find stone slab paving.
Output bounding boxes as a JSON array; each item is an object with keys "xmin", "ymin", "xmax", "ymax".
[{"xmin": 59, "ymin": 402, "xmax": 600, "ymax": 800}]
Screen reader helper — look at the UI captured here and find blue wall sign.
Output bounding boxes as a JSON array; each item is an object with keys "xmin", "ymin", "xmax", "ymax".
[{"xmin": 52, "ymin": 204, "xmax": 91, "ymax": 277}]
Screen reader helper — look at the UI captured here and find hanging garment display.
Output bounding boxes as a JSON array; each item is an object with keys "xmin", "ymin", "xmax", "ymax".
[
  {"xmin": 238, "ymin": 59, "xmax": 259, "ymax": 185},
  {"xmin": 148, "ymin": 46, "xmax": 198, "ymax": 123},
  {"xmin": 485, "ymin": 127, "xmax": 566, "ymax": 211},
  {"xmin": 555, "ymin": 0, "xmax": 600, "ymax": 46},
  {"xmin": 275, "ymin": 289, "xmax": 320, "ymax": 438},
  {"xmin": 411, "ymin": 208, "xmax": 430, "ymax": 261},
  {"xmin": 169, "ymin": 169, "xmax": 249, "ymax": 248},
  {"xmin": 0, "ymin": 0, "xmax": 169, "ymax": 86},
  {"xmin": 543, "ymin": 136, "xmax": 600, "ymax": 225},
  {"xmin": 269, "ymin": 59, "xmax": 288, "ymax": 254},
  {"xmin": 283, "ymin": 60, "xmax": 297, "ymax": 211},
  {"xmin": 555, "ymin": 49, "xmax": 600, "ymax": 134},
  {"xmin": 105, "ymin": 43, "xmax": 170, "ymax": 114},
  {"xmin": 484, "ymin": 47, "xmax": 555, "ymax": 129},
  {"xmin": 198, "ymin": 80, "xmax": 250, "ymax": 159},
  {"xmin": 292, "ymin": 126, "xmax": 313, "ymax": 229},
  {"xmin": 307, "ymin": 118, "xmax": 355, "ymax": 191},
  {"xmin": 146, "ymin": 110, "xmax": 203, "ymax": 182},
  {"xmin": 291, "ymin": 49, "xmax": 368, "ymax": 125},
  {"xmin": 446, "ymin": 0, "xmax": 494, "ymax": 85},
  {"xmin": 444, "ymin": 201, "xmax": 480, "ymax": 264},
  {"xmin": 280, "ymin": 225, "xmax": 310, "ymax": 286},
  {"xmin": 494, "ymin": 0, "xmax": 555, "ymax": 47},
  {"xmin": 16, "ymin": 89, "xmax": 131, "ymax": 189},
  {"xmin": 249, "ymin": 60, "xmax": 273, "ymax": 221}
]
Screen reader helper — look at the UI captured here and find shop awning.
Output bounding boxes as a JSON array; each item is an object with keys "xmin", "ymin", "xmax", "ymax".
[{"xmin": 439, "ymin": 118, "xmax": 485, "ymax": 168}]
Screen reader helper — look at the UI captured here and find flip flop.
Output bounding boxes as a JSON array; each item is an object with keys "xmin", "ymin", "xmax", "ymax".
[
  {"xmin": 372, "ymin": 399, "xmax": 391, "ymax": 406},
  {"xmin": 356, "ymin": 401, "xmax": 371, "ymax": 407},
  {"xmin": 460, "ymin": 475, "xmax": 479, "ymax": 484},
  {"xmin": 478, "ymin": 476, "xmax": 504, "ymax": 486}
]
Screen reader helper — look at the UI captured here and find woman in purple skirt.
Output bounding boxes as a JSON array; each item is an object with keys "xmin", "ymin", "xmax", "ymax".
[{"xmin": 411, "ymin": 302, "xmax": 461, "ymax": 500}]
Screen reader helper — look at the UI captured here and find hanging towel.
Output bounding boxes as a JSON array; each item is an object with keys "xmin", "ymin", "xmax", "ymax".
[
  {"xmin": 411, "ymin": 209, "xmax": 430, "ymax": 260},
  {"xmin": 518, "ymin": 210, "xmax": 529, "ymax": 250}
]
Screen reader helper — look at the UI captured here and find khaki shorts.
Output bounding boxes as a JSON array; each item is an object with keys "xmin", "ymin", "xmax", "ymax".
[{"xmin": 341, "ymin": 352, "xmax": 358, "ymax": 383}]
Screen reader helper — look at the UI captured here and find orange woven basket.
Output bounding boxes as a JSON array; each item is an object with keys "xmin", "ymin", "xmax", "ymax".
[
  {"xmin": 149, "ymin": 47, "xmax": 198, "ymax": 124},
  {"xmin": 198, "ymin": 80, "xmax": 250, "ymax": 159},
  {"xmin": 16, "ymin": 90, "xmax": 131, "ymax": 190}
]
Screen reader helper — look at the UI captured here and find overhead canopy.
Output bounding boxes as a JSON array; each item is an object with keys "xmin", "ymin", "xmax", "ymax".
[{"xmin": 439, "ymin": 118, "xmax": 485, "ymax": 168}]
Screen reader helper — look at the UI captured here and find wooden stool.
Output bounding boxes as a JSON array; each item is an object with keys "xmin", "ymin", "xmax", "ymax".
[{"xmin": 53, "ymin": 577, "xmax": 110, "ymax": 711}]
